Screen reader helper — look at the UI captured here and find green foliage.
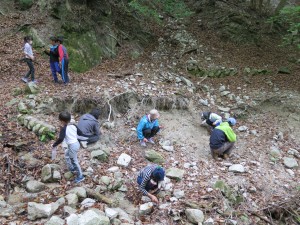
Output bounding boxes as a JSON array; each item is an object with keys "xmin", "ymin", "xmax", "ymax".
[
  {"xmin": 128, "ymin": 0, "xmax": 193, "ymax": 22},
  {"xmin": 270, "ymin": 6, "xmax": 300, "ymax": 48},
  {"xmin": 40, "ymin": 132, "xmax": 55, "ymax": 142}
]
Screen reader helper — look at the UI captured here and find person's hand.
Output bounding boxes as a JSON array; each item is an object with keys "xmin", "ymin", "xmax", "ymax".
[
  {"xmin": 149, "ymin": 194, "xmax": 159, "ymax": 204},
  {"xmin": 143, "ymin": 138, "xmax": 148, "ymax": 142},
  {"xmin": 159, "ymin": 125, "xmax": 164, "ymax": 129},
  {"xmin": 31, "ymin": 56, "xmax": 35, "ymax": 61}
]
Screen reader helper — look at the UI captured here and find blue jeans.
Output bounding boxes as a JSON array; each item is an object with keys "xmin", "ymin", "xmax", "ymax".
[
  {"xmin": 65, "ymin": 142, "xmax": 82, "ymax": 178},
  {"xmin": 50, "ymin": 61, "xmax": 61, "ymax": 82}
]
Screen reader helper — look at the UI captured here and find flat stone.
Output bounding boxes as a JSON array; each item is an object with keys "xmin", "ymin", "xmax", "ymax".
[
  {"xmin": 228, "ymin": 164, "xmax": 245, "ymax": 173},
  {"xmin": 218, "ymin": 106, "xmax": 230, "ymax": 112},
  {"xmin": 199, "ymin": 99, "xmax": 208, "ymax": 106},
  {"xmin": 162, "ymin": 145, "xmax": 174, "ymax": 152},
  {"xmin": 220, "ymin": 91, "xmax": 231, "ymax": 96},
  {"xmin": 52, "ymin": 170, "xmax": 61, "ymax": 181},
  {"xmin": 166, "ymin": 168, "xmax": 185, "ymax": 180},
  {"xmin": 66, "ymin": 214, "xmax": 79, "ymax": 225},
  {"xmin": 27, "ymin": 202, "xmax": 59, "ymax": 220},
  {"xmin": 283, "ymin": 157, "xmax": 298, "ymax": 168},
  {"xmin": 100, "ymin": 176, "xmax": 111, "ymax": 186},
  {"xmin": 81, "ymin": 198, "xmax": 96, "ymax": 208},
  {"xmin": 238, "ymin": 126, "xmax": 248, "ymax": 132},
  {"xmin": 107, "ymin": 166, "xmax": 119, "ymax": 172},
  {"xmin": 219, "ymin": 85, "xmax": 226, "ymax": 92},
  {"xmin": 185, "ymin": 208, "xmax": 204, "ymax": 224},
  {"xmin": 145, "ymin": 150, "xmax": 165, "ymax": 164},
  {"xmin": 26, "ymin": 180, "xmax": 46, "ymax": 193},
  {"xmin": 139, "ymin": 202, "xmax": 153, "ymax": 215},
  {"xmin": 64, "ymin": 205, "xmax": 77, "ymax": 215},
  {"xmin": 117, "ymin": 153, "xmax": 132, "ymax": 167},
  {"xmin": 204, "ymin": 218, "xmax": 214, "ymax": 225},
  {"xmin": 105, "ymin": 208, "xmax": 118, "ymax": 219},
  {"xmin": 45, "ymin": 216, "xmax": 65, "ymax": 225}
]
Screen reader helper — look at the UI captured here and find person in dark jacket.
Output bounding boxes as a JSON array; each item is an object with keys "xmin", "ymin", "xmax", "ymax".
[
  {"xmin": 210, "ymin": 118, "xmax": 237, "ymax": 160},
  {"xmin": 44, "ymin": 36, "xmax": 60, "ymax": 83},
  {"xmin": 77, "ymin": 108, "xmax": 101, "ymax": 146}
]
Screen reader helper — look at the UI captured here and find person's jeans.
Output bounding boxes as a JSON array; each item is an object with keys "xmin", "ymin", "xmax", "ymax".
[
  {"xmin": 142, "ymin": 126, "xmax": 160, "ymax": 139},
  {"xmin": 61, "ymin": 58, "xmax": 69, "ymax": 84},
  {"xmin": 65, "ymin": 142, "xmax": 82, "ymax": 178},
  {"xmin": 24, "ymin": 58, "xmax": 35, "ymax": 81},
  {"xmin": 211, "ymin": 142, "xmax": 235, "ymax": 157},
  {"xmin": 50, "ymin": 61, "xmax": 61, "ymax": 82}
]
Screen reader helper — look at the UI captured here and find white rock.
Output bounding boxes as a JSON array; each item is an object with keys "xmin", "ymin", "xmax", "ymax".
[
  {"xmin": 170, "ymin": 197, "xmax": 178, "ymax": 202},
  {"xmin": 139, "ymin": 202, "xmax": 153, "ymax": 215},
  {"xmin": 238, "ymin": 126, "xmax": 248, "ymax": 132},
  {"xmin": 218, "ymin": 106, "xmax": 230, "ymax": 112},
  {"xmin": 66, "ymin": 214, "xmax": 79, "ymax": 225},
  {"xmin": 185, "ymin": 208, "xmax": 204, "ymax": 224},
  {"xmin": 228, "ymin": 164, "xmax": 245, "ymax": 173},
  {"xmin": 64, "ymin": 206, "xmax": 77, "ymax": 215},
  {"xmin": 78, "ymin": 210, "xmax": 110, "ymax": 225},
  {"xmin": 81, "ymin": 198, "xmax": 96, "ymax": 208},
  {"xmin": 219, "ymin": 85, "xmax": 226, "ymax": 92},
  {"xmin": 25, "ymin": 180, "xmax": 46, "ymax": 193},
  {"xmin": 105, "ymin": 208, "xmax": 118, "ymax": 219},
  {"xmin": 199, "ymin": 99, "xmax": 208, "ymax": 106},
  {"xmin": 27, "ymin": 202, "xmax": 59, "ymax": 220},
  {"xmin": 173, "ymin": 189, "xmax": 185, "ymax": 199},
  {"xmin": 162, "ymin": 145, "xmax": 174, "ymax": 152},
  {"xmin": 283, "ymin": 157, "xmax": 298, "ymax": 168},
  {"xmin": 107, "ymin": 166, "xmax": 119, "ymax": 172},
  {"xmin": 45, "ymin": 216, "xmax": 65, "ymax": 225},
  {"xmin": 66, "ymin": 193, "xmax": 78, "ymax": 208},
  {"xmin": 117, "ymin": 153, "xmax": 132, "ymax": 167},
  {"xmin": 166, "ymin": 168, "xmax": 185, "ymax": 180},
  {"xmin": 67, "ymin": 187, "xmax": 87, "ymax": 198},
  {"xmin": 184, "ymin": 163, "xmax": 191, "ymax": 168},
  {"xmin": 53, "ymin": 170, "xmax": 61, "ymax": 180},
  {"xmin": 141, "ymin": 196, "xmax": 152, "ymax": 203},
  {"xmin": 286, "ymin": 169, "xmax": 295, "ymax": 177}
]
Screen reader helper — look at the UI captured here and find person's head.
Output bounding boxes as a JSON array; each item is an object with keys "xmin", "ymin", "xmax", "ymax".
[
  {"xmin": 201, "ymin": 112, "xmax": 210, "ymax": 120},
  {"xmin": 24, "ymin": 36, "xmax": 33, "ymax": 45},
  {"xmin": 59, "ymin": 111, "xmax": 71, "ymax": 125},
  {"xmin": 227, "ymin": 117, "xmax": 236, "ymax": 126},
  {"xmin": 49, "ymin": 36, "xmax": 56, "ymax": 45},
  {"xmin": 90, "ymin": 108, "xmax": 101, "ymax": 120},
  {"xmin": 149, "ymin": 109, "xmax": 159, "ymax": 120},
  {"xmin": 152, "ymin": 166, "xmax": 165, "ymax": 182},
  {"xmin": 56, "ymin": 36, "xmax": 63, "ymax": 44}
]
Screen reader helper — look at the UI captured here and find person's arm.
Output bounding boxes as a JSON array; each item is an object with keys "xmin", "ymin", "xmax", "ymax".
[
  {"xmin": 94, "ymin": 122, "xmax": 101, "ymax": 136},
  {"xmin": 136, "ymin": 118, "xmax": 146, "ymax": 140},
  {"xmin": 139, "ymin": 172, "xmax": 159, "ymax": 204},
  {"xmin": 52, "ymin": 126, "xmax": 66, "ymax": 147}
]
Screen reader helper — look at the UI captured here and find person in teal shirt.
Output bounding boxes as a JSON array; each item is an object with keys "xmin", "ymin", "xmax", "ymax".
[{"xmin": 137, "ymin": 109, "xmax": 161, "ymax": 147}]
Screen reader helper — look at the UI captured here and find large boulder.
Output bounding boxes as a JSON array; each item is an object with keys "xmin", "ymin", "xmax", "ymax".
[
  {"xmin": 41, "ymin": 164, "xmax": 61, "ymax": 183},
  {"xmin": 117, "ymin": 153, "xmax": 132, "ymax": 167},
  {"xmin": 28, "ymin": 202, "xmax": 59, "ymax": 220},
  {"xmin": 45, "ymin": 216, "xmax": 65, "ymax": 225},
  {"xmin": 78, "ymin": 210, "xmax": 110, "ymax": 225},
  {"xmin": 26, "ymin": 180, "xmax": 46, "ymax": 193},
  {"xmin": 25, "ymin": 82, "xmax": 39, "ymax": 94},
  {"xmin": 185, "ymin": 208, "xmax": 204, "ymax": 224},
  {"xmin": 105, "ymin": 208, "xmax": 118, "ymax": 219},
  {"xmin": 145, "ymin": 150, "xmax": 165, "ymax": 164},
  {"xmin": 166, "ymin": 168, "xmax": 185, "ymax": 180},
  {"xmin": 139, "ymin": 202, "xmax": 153, "ymax": 215}
]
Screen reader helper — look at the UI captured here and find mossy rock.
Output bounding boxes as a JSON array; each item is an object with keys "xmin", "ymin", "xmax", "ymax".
[
  {"xmin": 12, "ymin": 87, "xmax": 23, "ymax": 96},
  {"xmin": 17, "ymin": 114, "xmax": 26, "ymax": 125},
  {"xmin": 18, "ymin": 0, "xmax": 33, "ymax": 10},
  {"xmin": 32, "ymin": 123, "xmax": 42, "ymax": 133}
]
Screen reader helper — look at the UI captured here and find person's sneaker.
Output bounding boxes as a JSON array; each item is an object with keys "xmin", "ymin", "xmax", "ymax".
[
  {"xmin": 21, "ymin": 77, "xmax": 28, "ymax": 83},
  {"xmin": 148, "ymin": 138, "xmax": 155, "ymax": 144},
  {"xmin": 140, "ymin": 141, "xmax": 146, "ymax": 147},
  {"xmin": 74, "ymin": 176, "xmax": 85, "ymax": 184},
  {"xmin": 32, "ymin": 80, "xmax": 37, "ymax": 84},
  {"xmin": 80, "ymin": 141, "xmax": 88, "ymax": 149},
  {"xmin": 71, "ymin": 170, "xmax": 77, "ymax": 175}
]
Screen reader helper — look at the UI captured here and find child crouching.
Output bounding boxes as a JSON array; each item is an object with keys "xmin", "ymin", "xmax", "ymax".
[{"xmin": 52, "ymin": 111, "xmax": 84, "ymax": 183}]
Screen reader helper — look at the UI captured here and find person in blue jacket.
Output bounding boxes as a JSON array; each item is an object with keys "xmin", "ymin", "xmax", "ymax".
[
  {"xmin": 137, "ymin": 109, "xmax": 161, "ymax": 147},
  {"xmin": 44, "ymin": 36, "xmax": 60, "ymax": 83}
]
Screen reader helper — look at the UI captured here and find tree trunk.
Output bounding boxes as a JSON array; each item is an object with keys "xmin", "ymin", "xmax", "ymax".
[{"xmin": 274, "ymin": 0, "xmax": 288, "ymax": 14}]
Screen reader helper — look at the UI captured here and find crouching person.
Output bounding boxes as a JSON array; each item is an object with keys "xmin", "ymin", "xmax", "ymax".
[
  {"xmin": 210, "ymin": 118, "xmax": 237, "ymax": 160},
  {"xmin": 201, "ymin": 111, "xmax": 222, "ymax": 128},
  {"xmin": 137, "ymin": 164, "xmax": 165, "ymax": 204},
  {"xmin": 137, "ymin": 109, "xmax": 161, "ymax": 147}
]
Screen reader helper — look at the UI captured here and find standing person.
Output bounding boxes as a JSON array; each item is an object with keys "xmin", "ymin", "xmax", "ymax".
[
  {"xmin": 210, "ymin": 118, "xmax": 237, "ymax": 160},
  {"xmin": 77, "ymin": 108, "xmax": 101, "ymax": 147},
  {"xmin": 137, "ymin": 164, "xmax": 165, "ymax": 204},
  {"xmin": 136, "ymin": 109, "xmax": 161, "ymax": 147},
  {"xmin": 21, "ymin": 36, "xmax": 35, "ymax": 83},
  {"xmin": 56, "ymin": 36, "xmax": 69, "ymax": 85},
  {"xmin": 44, "ymin": 36, "xmax": 60, "ymax": 83},
  {"xmin": 52, "ymin": 111, "xmax": 85, "ymax": 183}
]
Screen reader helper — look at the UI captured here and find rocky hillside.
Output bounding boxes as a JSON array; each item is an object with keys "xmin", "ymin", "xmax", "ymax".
[{"xmin": 0, "ymin": 0, "xmax": 300, "ymax": 225}]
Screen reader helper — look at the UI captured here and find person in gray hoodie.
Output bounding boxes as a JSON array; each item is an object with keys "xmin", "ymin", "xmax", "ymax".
[{"xmin": 77, "ymin": 108, "xmax": 101, "ymax": 145}]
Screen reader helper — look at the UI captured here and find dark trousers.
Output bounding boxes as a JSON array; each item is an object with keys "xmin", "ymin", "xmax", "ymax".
[
  {"xmin": 86, "ymin": 135, "xmax": 100, "ymax": 144},
  {"xmin": 61, "ymin": 58, "xmax": 69, "ymax": 84},
  {"xmin": 50, "ymin": 61, "xmax": 61, "ymax": 82},
  {"xmin": 211, "ymin": 142, "xmax": 234, "ymax": 157},
  {"xmin": 24, "ymin": 58, "xmax": 35, "ymax": 81},
  {"xmin": 143, "ymin": 126, "xmax": 160, "ymax": 139}
]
